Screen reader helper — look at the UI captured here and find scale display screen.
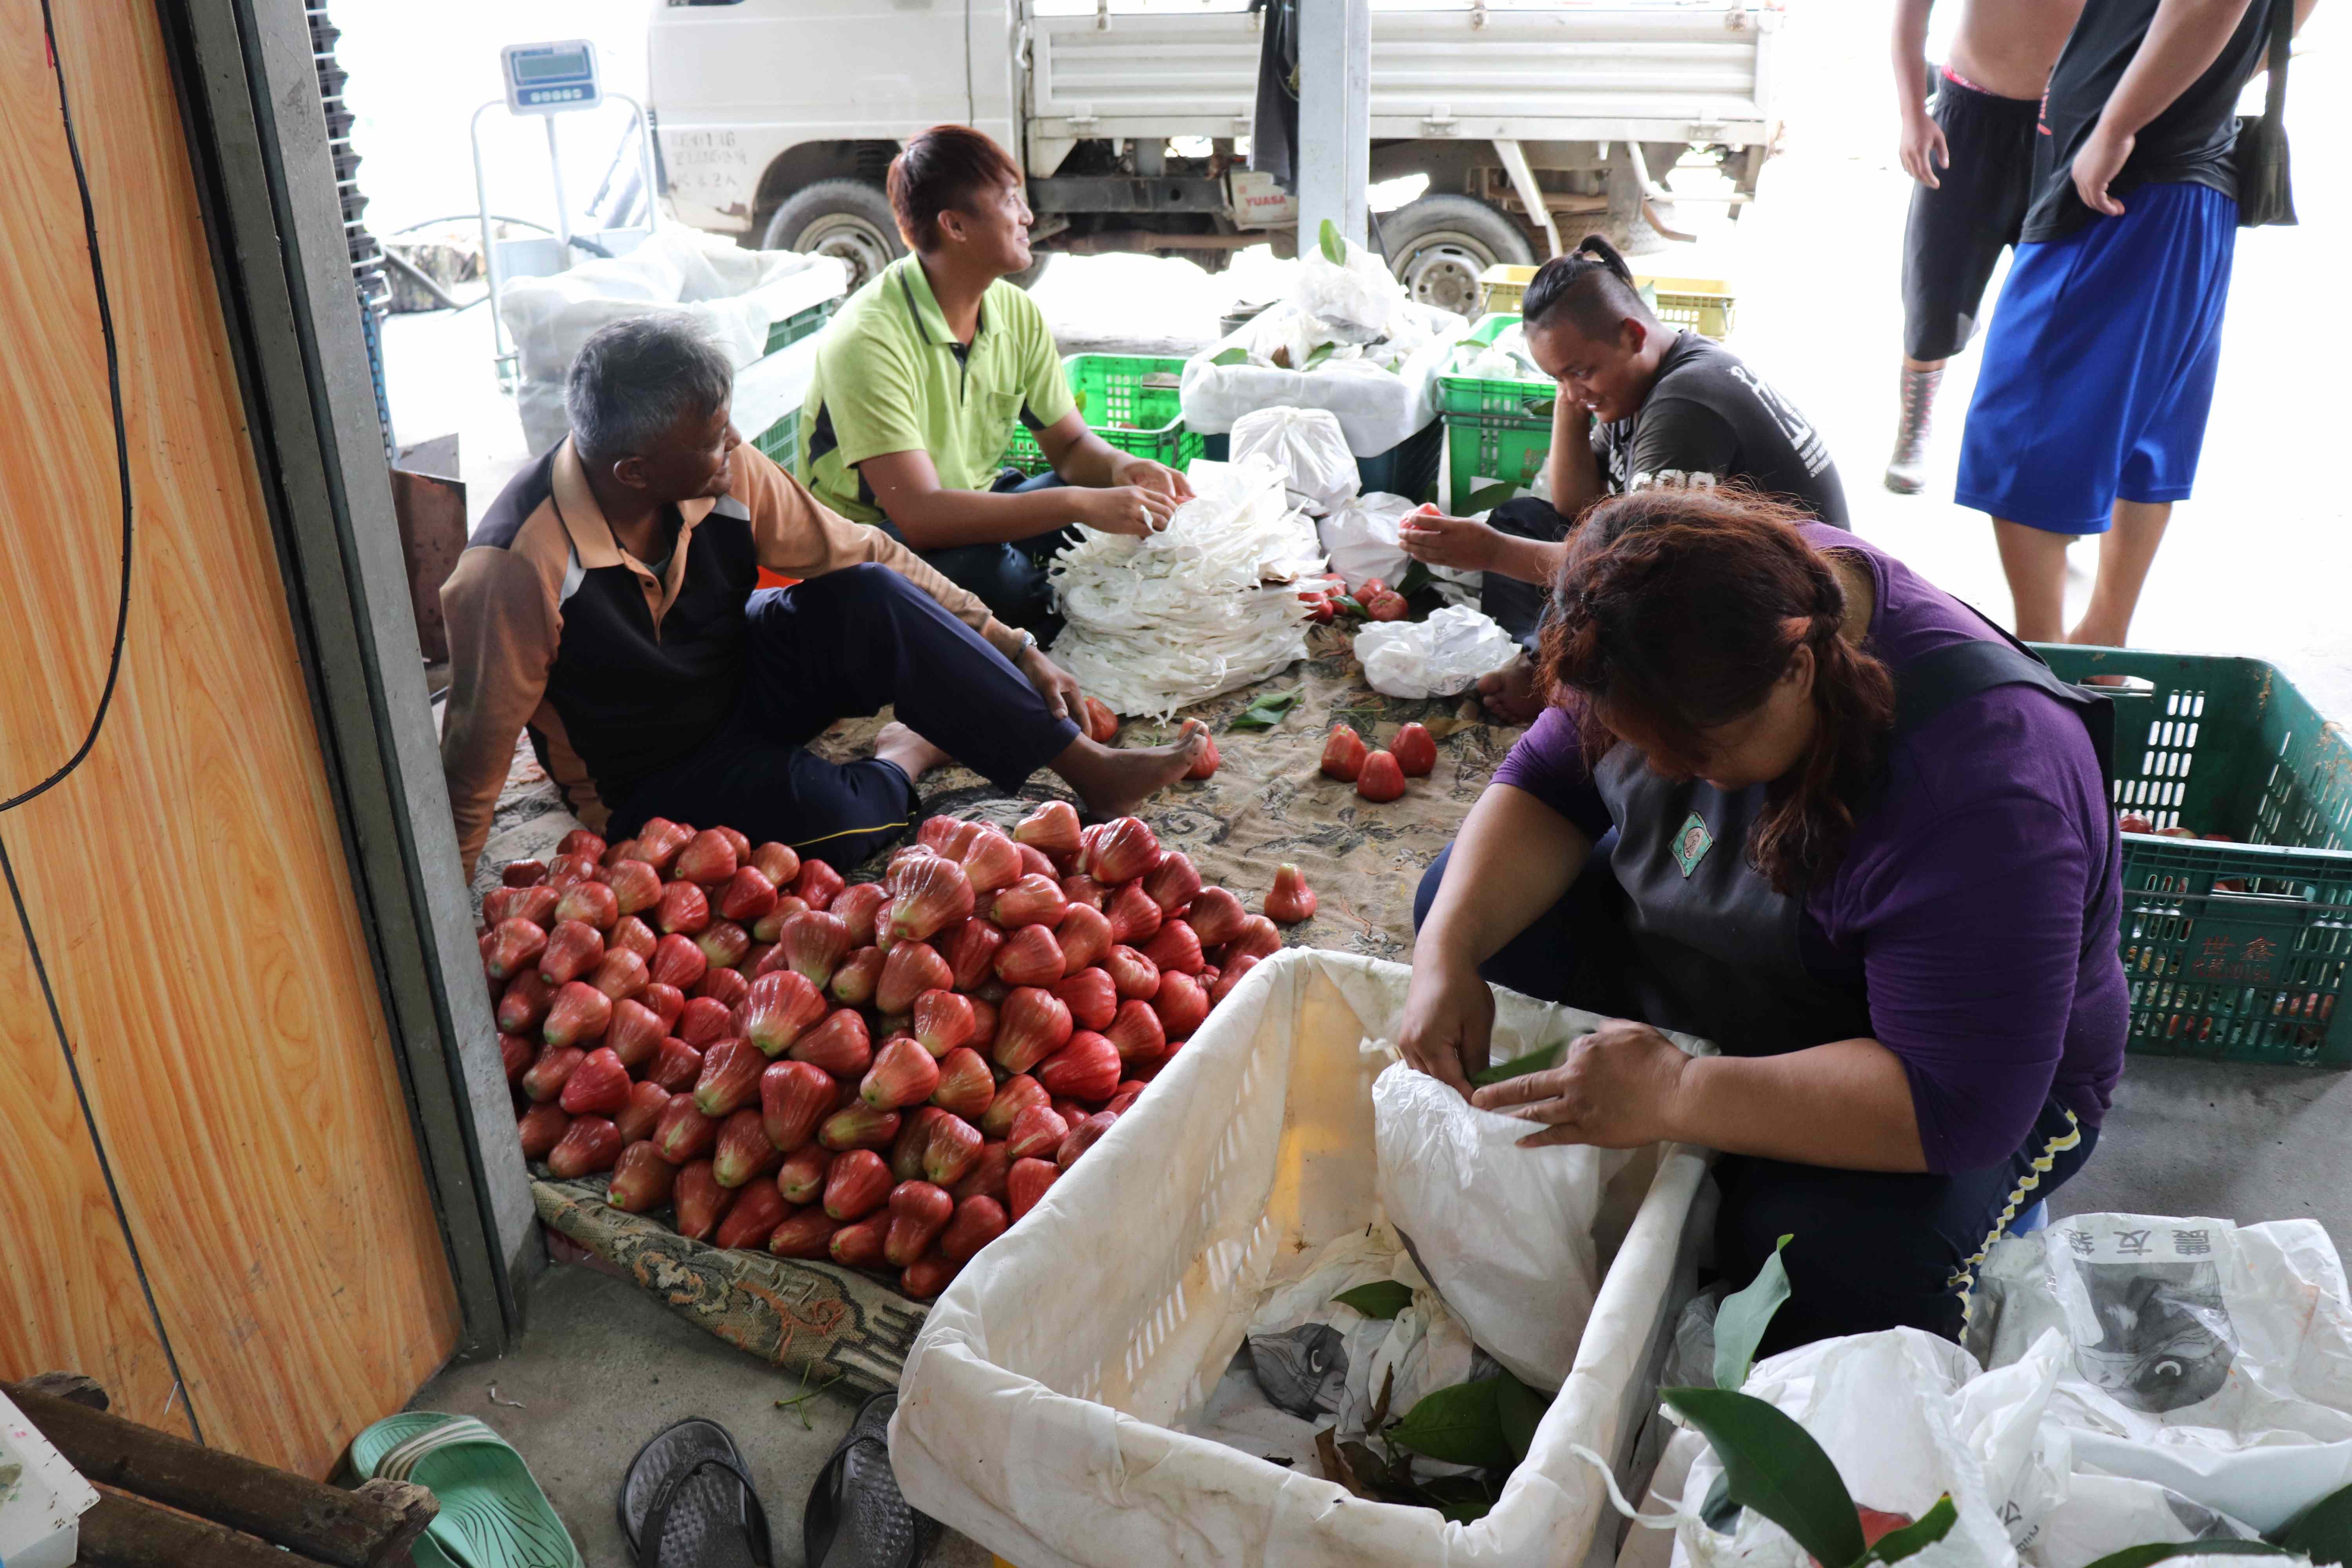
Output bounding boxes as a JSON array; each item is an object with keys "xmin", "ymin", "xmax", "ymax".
[{"xmin": 501, "ymin": 40, "xmax": 602, "ymax": 114}]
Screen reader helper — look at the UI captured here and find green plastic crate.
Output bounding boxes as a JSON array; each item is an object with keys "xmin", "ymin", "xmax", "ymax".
[
  {"xmin": 751, "ymin": 408, "xmax": 797, "ymax": 465},
  {"xmin": 1000, "ymin": 354, "xmax": 1202, "ymax": 476},
  {"xmin": 1443, "ymin": 418, "xmax": 1552, "ymax": 514},
  {"xmin": 762, "ymin": 297, "xmax": 838, "ymax": 357},
  {"xmin": 2035, "ymin": 645, "xmax": 2352, "ymax": 1066},
  {"xmin": 1437, "ymin": 314, "xmax": 1556, "ymax": 422}
]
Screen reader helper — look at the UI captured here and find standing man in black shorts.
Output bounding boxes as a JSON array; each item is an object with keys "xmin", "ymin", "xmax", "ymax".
[{"xmin": 1884, "ymin": 0, "xmax": 2086, "ymax": 494}]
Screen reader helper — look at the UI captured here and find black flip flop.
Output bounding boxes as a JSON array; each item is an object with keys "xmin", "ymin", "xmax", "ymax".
[
  {"xmin": 620, "ymin": 1417, "xmax": 775, "ymax": 1568},
  {"xmin": 802, "ymin": 1392, "xmax": 936, "ymax": 1568}
]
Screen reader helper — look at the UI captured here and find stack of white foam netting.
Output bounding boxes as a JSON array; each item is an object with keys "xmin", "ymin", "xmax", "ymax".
[{"xmin": 1047, "ymin": 456, "xmax": 1325, "ymax": 719}]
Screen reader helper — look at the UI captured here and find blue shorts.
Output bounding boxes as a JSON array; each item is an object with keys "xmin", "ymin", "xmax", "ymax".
[{"xmin": 1956, "ymin": 182, "xmax": 2237, "ymax": 534}]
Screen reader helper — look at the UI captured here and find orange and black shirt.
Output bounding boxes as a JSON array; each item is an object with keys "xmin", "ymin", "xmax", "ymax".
[{"xmin": 439, "ymin": 438, "xmax": 1018, "ymax": 878}]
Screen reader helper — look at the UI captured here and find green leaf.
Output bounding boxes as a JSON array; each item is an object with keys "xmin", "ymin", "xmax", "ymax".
[
  {"xmin": 1227, "ymin": 686, "xmax": 1302, "ymax": 732},
  {"xmin": 1332, "ymin": 1280, "xmax": 1414, "ymax": 1319},
  {"xmin": 1661, "ymin": 1387, "xmax": 1863, "ymax": 1568},
  {"xmin": 1073, "ymin": 389, "xmax": 1089, "ymax": 417},
  {"xmin": 1496, "ymin": 1374, "xmax": 1548, "ymax": 1464},
  {"xmin": 1860, "ymin": 1495, "xmax": 1958, "ymax": 1566},
  {"xmin": 1699, "ymin": 1471, "xmax": 1741, "ymax": 1534},
  {"xmin": 1396, "ymin": 561, "xmax": 1433, "ymax": 599},
  {"xmin": 1210, "ymin": 346, "xmax": 1250, "ymax": 367},
  {"xmin": 2274, "ymin": 1475, "xmax": 2352, "ymax": 1565},
  {"xmin": 1387, "ymin": 1378, "xmax": 1515, "ymax": 1470},
  {"xmin": 1414, "ymin": 1474, "xmax": 1498, "ymax": 1525},
  {"xmin": 1713, "ymin": 1234, "xmax": 1794, "ymax": 1390},
  {"xmin": 1528, "ymin": 397, "xmax": 1557, "ymax": 417},
  {"xmin": 1305, "ymin": 341, "xmax": 1338, "ymax": 368},
  {"xmin": 1463, "ymin": 482, "xmax": 1520, "ymax": 515},
  {"xmin": 2078, "ymin": 1543, "xmax": 2291, "ymax": 1568},
  {"xmin": 1319, "ymin": 217, "xmax": 1347, "ymax": 266},
  {"xmin": 1470, "ymin": 1039, "xmax": 1568, "ymax": 1087}
]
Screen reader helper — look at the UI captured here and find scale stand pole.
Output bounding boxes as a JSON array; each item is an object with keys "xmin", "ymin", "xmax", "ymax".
[{"xmin": 544, "ymin": 115, "xmax": 575, "ymax": 260}]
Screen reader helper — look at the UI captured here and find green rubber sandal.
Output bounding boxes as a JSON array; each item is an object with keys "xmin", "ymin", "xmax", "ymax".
[{"xmin": 351, "ymin": 1412, "xmax": 584, "ymax": 1568}]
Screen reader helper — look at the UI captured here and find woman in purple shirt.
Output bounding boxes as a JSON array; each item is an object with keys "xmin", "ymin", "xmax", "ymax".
[{"xmin": 1401, "ymin": 487, "xmax": 2127, "ymax": 1352}]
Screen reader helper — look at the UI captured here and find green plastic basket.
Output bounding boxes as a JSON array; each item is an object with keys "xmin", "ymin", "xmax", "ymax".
[
  {"xmin": 1436, "ymin": 314, "xmax": 1556, "ymax": 421},
  {"xmin": 751, "ymin": 408, "xmax": 797, "ymax": 466},
  {"xmin": 762, "ymin": 297, "xmax": 838, "ymax": 357},
  {"xmin": 1000, "ymin": 354, "xmax": 1202, "ymax": 476},
  {"xmin": 2035, "ymin": 645, "xmax": 2352, "ymax": 1066}
]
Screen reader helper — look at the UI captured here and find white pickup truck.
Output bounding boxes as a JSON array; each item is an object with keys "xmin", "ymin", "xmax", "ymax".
[{"xmin": 648, "ymin": 0, "xmax": 1779, "ymax": 315}]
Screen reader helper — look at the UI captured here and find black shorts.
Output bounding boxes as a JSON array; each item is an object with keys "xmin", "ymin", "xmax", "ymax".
[{"xmin": 1901, "ymin": 71, "xmax": 2042, "ymax": 362}]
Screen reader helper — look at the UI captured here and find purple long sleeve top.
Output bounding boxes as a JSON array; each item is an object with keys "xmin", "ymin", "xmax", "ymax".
[{"xmin": 1491, "ymin": 525, "xmax": 2127, "ymax": 1173}]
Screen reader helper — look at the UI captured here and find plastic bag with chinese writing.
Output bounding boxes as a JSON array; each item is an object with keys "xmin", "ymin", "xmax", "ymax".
[{"xmin": 1966, "ymin": 1214, "xmax": 2352, "ymax": 1539}]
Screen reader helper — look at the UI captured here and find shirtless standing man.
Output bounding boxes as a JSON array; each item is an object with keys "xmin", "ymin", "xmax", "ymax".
[{"xmin": 1883, "ymin": 0, "xmax": 2086, "ymax": 494}]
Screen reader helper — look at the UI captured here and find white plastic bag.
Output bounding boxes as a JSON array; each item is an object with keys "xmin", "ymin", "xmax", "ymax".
[
  {"xmin": 1294, "ymin": 232, "xmax": 1403, "ymax": 344},
  {"xmin": 1183, "ymin": 1224, "xmax": 1481, "ymax": 1469},
  {"xmin": 1230, "ymin": 406, "xmax": 1360, "ymax": 515},
  {"xmin": 1969, "ymin": 1215, "xmax": 2352, "ymax": 1538},
  {"xmin": 1181, "ymin": 300, "xmax": 1472, "ymax": 453},
  {"xmin": 1355, "ymin": 606, "xmax": 1522, "ymax": 700},
  {"xmin": 1318, "ymin": 492, "xmax": 1417, "ymax": 593},
  {"xmin": 1372, "ymin": 1059, "xmax": 1632, "ymax": 1390}
]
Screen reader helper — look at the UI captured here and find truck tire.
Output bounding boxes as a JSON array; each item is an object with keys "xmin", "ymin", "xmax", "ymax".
[
  {"xmin": 1379, "ymin": 194, "xmax": 1535, "ymax": 319},
  {"xmin": 763, "ymin": 179, "xmax": 903, "ymax": 294}
]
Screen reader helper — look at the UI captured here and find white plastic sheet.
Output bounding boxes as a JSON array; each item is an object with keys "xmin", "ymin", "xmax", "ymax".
[
  {"xmin": 891, "ymin": 949, "xmax": 1712, "ymax": 1568},
  {"xmin": 1319, "ymin": 492, "xmax": 1418, "ymax": 592},
  {"xmin": 1373, "ymin": 1057, "xmax": 1663, "ymax": 1391},
  {"xmin": 1355, "ymin": 606, "xmax": 1522, "ymax": 700},
  {"xmin": 1230, "ymin": 406, "xmax": 1361, "ymax": 515},
  {"xmin": 1180, "ymin": 300, "xmax": 1473, "ymax": 454},
  {"xmin": 1294, "ymin": 232, "xmax": 1403, "ymax": 345},
  {"xmin": 1047, "ymin": 456, "xmax": 1324, "ymax": 717}
]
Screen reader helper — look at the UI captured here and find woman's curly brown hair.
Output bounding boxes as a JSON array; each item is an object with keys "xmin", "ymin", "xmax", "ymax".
[{"xmin": 1538, "ymin": 487, "xmax": 1896, "ymax": 893}]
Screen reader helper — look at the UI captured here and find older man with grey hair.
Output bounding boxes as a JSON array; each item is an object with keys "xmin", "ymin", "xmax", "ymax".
[{"xmin": 439, "ymin": 316, "xmax": 1203, "ymax": 881}]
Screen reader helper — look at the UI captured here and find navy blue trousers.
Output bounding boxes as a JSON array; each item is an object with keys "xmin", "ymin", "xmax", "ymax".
[
  {"xmin": 604, "ymin": 564, "xmax": 1080, "ymax": 871},
  {"xmin": 1412, "ymin": 846, "xmax": 2097, "ymax": 1353},
  {"xmin": 881, "ymin": 469, "xmax": 1078, "ymax": 642},
  {"xmin": 1481, "ymin": 496, "xmax": 1572, "ymax": 656}
]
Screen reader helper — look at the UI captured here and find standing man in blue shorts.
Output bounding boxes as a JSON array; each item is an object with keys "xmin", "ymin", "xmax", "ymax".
[
  {"xmin": 1956, "ymin": 0, "xmax": 2316, "ymax": 644},
  {"xmin": 1884, "ymin": 0, "xmax": 2084, "ymax": 494}
]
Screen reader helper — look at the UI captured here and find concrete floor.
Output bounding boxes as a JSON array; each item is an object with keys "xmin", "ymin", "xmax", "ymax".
[{"xmin": 377, "ymin": 4, "xmax": 2352, "ymax": 1559}]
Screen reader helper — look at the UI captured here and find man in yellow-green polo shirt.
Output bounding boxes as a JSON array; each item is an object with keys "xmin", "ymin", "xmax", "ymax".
[{"xmin": 797, "ymin": 124, "xmax": 1192, "ymax": 639}]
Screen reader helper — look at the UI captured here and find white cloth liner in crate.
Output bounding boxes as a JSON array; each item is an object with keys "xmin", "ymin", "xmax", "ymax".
[
  {"xmin": 892, "ymin": 948, "xmax": 1712, "ymax": 1568},
  {"xmin": 1180, "ymin": 301, "xmax": 1473, "ymax": 455},
  {"xmin": 500, "ymin": 229, "xmax": 848, "ymax": 454},
  {"xmin": 1047, "ymin": 456, "xmax": 1325, "ymax": 719},
  {"xmin": 0, "ymin": 1388, "xmax": 99, "ymax": 1568}
]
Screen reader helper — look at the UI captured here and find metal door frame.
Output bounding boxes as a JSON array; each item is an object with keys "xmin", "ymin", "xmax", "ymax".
[{"xmin": 149, "ymin": 0, "xmax": 537, "ymax": 1361}]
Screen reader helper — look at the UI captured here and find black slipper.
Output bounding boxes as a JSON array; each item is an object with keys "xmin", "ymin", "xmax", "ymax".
[
  {"xmin": 619, "ymin": 1417, "xmax": 774, "ymax": 1568},
  {"xmin": 802, "ymin": 1392, "xmax": 935, "ymax": 1568}
]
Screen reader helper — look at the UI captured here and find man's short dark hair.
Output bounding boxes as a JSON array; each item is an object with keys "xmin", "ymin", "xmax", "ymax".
[
  {"xmin": 887, "ymin": 125, "xmax": 1022, "ymax": 252},
  {"xmin": 1521, "ymin": 234, "xmax": 1654, "ymax": 339},
  {"xmin": 565, "ymin": 316, "xmax": 734, "ymax": 462}
]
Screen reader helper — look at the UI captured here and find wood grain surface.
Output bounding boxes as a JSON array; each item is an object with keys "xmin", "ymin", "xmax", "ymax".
[{"xmin": 0, "ymin": 0, "xmax": 461, "ymax": 1475}]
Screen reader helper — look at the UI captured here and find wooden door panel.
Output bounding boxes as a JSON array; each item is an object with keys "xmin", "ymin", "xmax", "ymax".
[{"xmin": 0, "ymin": 0, "xmax": 463, "ymax": 1476}]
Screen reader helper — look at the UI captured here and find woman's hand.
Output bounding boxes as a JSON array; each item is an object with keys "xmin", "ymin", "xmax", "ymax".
[
  {"xmin": 1470, "ymin": 1018, "xmax": 1692, "ymax": 1149},
  {"xmin": 1074, "ymin": 484, "xmax": 1181, "ymax": 537},
  {"xmin": 1398, "ymin": 507, "xmax": 1506, "ymax": 573},
  {"xmin": 1396, "ymin": 958, "xmax": 1495, "ymax": 1098}
]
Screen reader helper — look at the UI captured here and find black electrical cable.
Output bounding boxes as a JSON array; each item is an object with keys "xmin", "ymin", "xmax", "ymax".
[
  {"xmin": 7, "ymin": 1, "xmax": 200, "ymax": 1444},
  {"xmin": 6, "ymin": 0, "xmax": 136, "ymax": 816}
]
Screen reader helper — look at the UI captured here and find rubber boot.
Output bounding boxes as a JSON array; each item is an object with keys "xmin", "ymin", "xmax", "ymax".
[{"xmin": 1884, "ymin": 364, "xmax": 1944, "ymax": 495}]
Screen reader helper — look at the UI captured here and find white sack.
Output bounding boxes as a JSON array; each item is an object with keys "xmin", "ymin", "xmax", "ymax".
[
  {"xmin": 1355, "ymin": 605, "xmax": 1522, "ymax": 700},
  {"xmin": 1372, "ymin": 1058, "xmax": 1644, "ymax": 1390},
  {"xmin": 1231, "ymin": 406, "xmax": 1360, "ymax": 515},
  {"xmin": 1319, "ymin": 492, "xmax": 1417, "ymax": 592},
  {"xmin": 890, "ymin": 948, "xmax": 1713, "ymax": 1568},
  {"xmin": 1180, "ymin": 301, "xmax": 1472, "ymax": 454}
]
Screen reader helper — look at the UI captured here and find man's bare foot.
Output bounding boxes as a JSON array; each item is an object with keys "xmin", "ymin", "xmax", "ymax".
[
  {"xmin": 1050, "ymin": 722, "xmax": 1210, "ymax": 819},
  {"xmin": 875, "ymin": 720, "xmax": 953, "ymax": 781},
  {"xmin": 1477, "ymin": 662, "xmax": 1545, "ymax": 725}
]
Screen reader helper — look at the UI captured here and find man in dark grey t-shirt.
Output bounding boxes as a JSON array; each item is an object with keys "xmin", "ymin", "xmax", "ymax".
[{"xmin": 1399, "ymin": 236, "xmax": 1846, "ymax": 719}]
